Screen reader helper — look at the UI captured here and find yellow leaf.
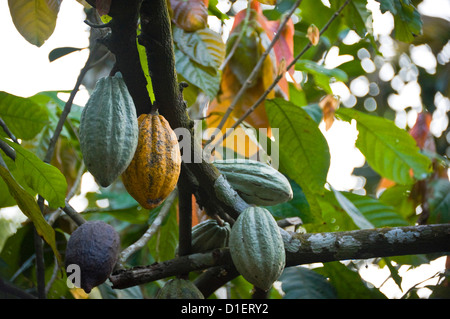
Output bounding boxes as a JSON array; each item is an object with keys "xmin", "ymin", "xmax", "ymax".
[
  {"xmin": 256, "ymin": 0, "xmax": 278, "ymax": 5},
  {"xmin": 8, "ymin": 0, "xmax": 61, "ymax": 47}
]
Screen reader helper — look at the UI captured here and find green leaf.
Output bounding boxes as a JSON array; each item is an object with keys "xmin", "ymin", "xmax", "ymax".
[
  {"xmin": 174, "ymin": 45, "xmax": 221, "ymax": 99},
  {"xmin": 2, "ymin": 139, "xmax": 67, "ymax": 208},
  {"xmin": 295, "ymin": 59, "xmax": 348, "ymax": 94},
  {"xmin": 427, "ymin": 178, "xmax": 450, "ymax": 224},
  {"xmin": 137, "ymin": 36, "xmax": 155, "ymax": 104},
  {"xmin": 265, "ymin": 178, "xmax": 318, "ymax": 223},
  {"xmin": 266, "ymin": 98, "xmax": 330, "ymax": 194},
  {"xmin": 331, "ymin": 0, "xmax": 371, "ymax": 37},
  {"xmin": 336, "ymin": 108, "xmax": 432, "ymax": 185},
  {"xmin": 147, "ymin": 198, "xmax": 179, "ymax": 262},
  {"xmin": 279, "ymin": 266, "xmax": 337, "ymax": 299},
  {"xmin": 0, "ymin": 154, "xmax": 61, "ymax": 265},
  {"xmin": 173, "ymin": 26, "xmax": 225, "ymax": 70},
  {"xmin": 331, "ymin": 186, "xmax": 374, "ymax": 229},
  {"xmin": 48, "ymin": 47, "xmax": 83, "ymax": 62},
  {"xmin": 315, "ymin": 261, "xmax": 386, "ymax": 299},
  {"xmin": 343, "ymin": 191, "xmax": 410, "ymax": 227},
  {"xmin": 7, "ymin": 0, "xmax": 61, "ymax": 47},
  {"xmin": 375, "ymin": 0, "xmax": 422, "ymax": 42},
  {"xmin": 266, "ymin": 98, "xmax": 329, "ymax": 221},
  {"xmin": 0, "ymin": 92, "xmax": 49, "ymax": 140},
  {"xmin": 0, "ymin": 177, "xmax": 17, "ymax": 208}
]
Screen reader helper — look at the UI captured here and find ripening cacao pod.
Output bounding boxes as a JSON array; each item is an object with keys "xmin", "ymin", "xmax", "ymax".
[
  {"xmin": 121, "ymin": 113, "xmax": 181, "ymax": 209},
  {"xmin": 79, "ymin": 72, "xmax": 138, "ymax": 187},
  {"xmin": 229, "ymin": 206, "xmax": 286, "ymax": 291},
  {"xmin": 191, "ymin": 219, "xmax": 231, "ymax": 253},
  {"xmin": 156, "ymin": 278, "xmax": 204, "ymax": 299},
  {"xmin": 213, "ymin": 159, "xmax": 293, "ymax": 206},
  {"xmin": 65, "ymin": 221, "xmax": 120, "ymax": 293}
]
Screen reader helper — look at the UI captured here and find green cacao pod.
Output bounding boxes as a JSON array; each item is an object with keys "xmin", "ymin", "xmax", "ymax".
[
  {"xmin": 79, "ymin": 72, "xmax": 139, "ymax": 187},
  {"xmin": 65, "ymin": 221, "xmax": 120, "ymax": 293},
  {"xmin": 156, "ymin": 278, "xmax": 204, "ymax": 299},
  {"xmin": 229, "ymin": 206, "xmax": 286, "ymax": 291},
  {"xmin": 213, "ymin": 159, "xmax": 293, "ymax": 206},
  {"xmin": 191, "ymin": 219, "xmax": 231, "ymax": 253}
]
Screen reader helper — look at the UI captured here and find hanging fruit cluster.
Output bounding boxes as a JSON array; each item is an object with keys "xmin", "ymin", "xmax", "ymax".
[{"xmin": 68, "ymin": 73, "xmax": 182, "ymax": 293}]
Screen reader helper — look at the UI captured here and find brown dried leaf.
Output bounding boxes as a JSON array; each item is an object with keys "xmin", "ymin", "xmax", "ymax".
[
  {"xmin": 307, "ymin": 24, "xmax": 320, "ymax": 46},
  {"xmin": 96, "ymin": 0, "xmax": 111, "ymax": 16},
  {"xmin": 319, "ymin": 95, "xmax": 339, "ymax": 130}
]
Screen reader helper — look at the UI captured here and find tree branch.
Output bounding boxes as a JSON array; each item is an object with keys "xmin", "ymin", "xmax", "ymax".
[
  {"xmin": 95, "ymin": 0, "xmax": 152, "ymax": 116},
  {"xmin": 212, "ymin": 0, "xmax": 351, "ymax": 148},
  {"xmin": 211, "ymin": 0, "xmax": 302, "ymax": 137},
  {"xmin": 117, "ymin": 189, "xmax": 177, "ymax": 267},
  {"xmin": 138, "ymin": 0, "xmax": 249, "ymax": 221},
  {"xmin": 109, "ymin": 224, "xmax": 450, "ymax": 290},
  {"xmin": 283, "ymin": 224, "xmax": 450, "ymax": 266},
  {"xmin": 111, "ymin": 247, "xmax": 233, "ymax": 290}
]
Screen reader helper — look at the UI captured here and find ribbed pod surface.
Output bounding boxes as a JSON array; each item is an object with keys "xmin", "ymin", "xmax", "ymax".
[
  {"xmin": 121, "ymin": 113, "xmax": 181, "ymax": 209},
  {"xmin": 213, "ymin": 159, "xmax": 293, "ymax": 206},
  {"xmin": 229, "ymin": 206, "xmax": 286, "ymax": 291},
  {"xmin": 191, "ymin": 219, "xmax": 231, "ymax": 253},
  {"xmin": 79, "ymin": 73, "xmax": 138, "ymax": 187},
  {"xmin": 156, "ymin": 278, "xmax": 204, "ymax": 299}
]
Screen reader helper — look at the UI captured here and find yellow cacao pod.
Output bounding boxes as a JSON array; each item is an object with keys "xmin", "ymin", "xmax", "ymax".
[{"xmin": 121, "ymin": 113, "xmax": 181, "ymax": 209}]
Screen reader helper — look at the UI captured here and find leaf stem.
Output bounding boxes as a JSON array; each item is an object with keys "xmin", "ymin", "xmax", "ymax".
[
  {"xmin": 209, "ymin": 0, "xmax": 302, "ymax": 142},
  {"xmin": 117, "ymin": 189, "xmax": 178, "ymax": 267},
  {"xmin": 212, "ymin": 0, "xmax": 351, "ymax": 148},
  {"xmin": 219, "ymin": 1, "xmax": 252, "ymax": 72}
]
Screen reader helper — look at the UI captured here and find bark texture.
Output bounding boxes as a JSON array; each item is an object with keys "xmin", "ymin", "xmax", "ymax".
[{"xmin": 110, "ymin": 224, "xmax": 450, "ymax": 290}]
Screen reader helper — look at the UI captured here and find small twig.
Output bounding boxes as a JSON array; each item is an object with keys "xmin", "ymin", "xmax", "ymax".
[
  {"xmin": 0, "ymin": 278, "xmax": 37, "ymax": 299},
  {"xmin": 33, "ymin": 226, "xmax": 46, "ymax": 299},
  {"xmin": 219, "ymin": 1, "xmax": 251, "ymax": 72},
  {"xmin": 212, "ymin": 0, "xmax": 351, "ymax": 148},
  {"xmin": 0, "ymin": 118, "xmax": 19, "ymax": 144},
  {"xmin": 0, "ymin": 138, "xmax": 16, "ymax": 161},
  {"xmin": 117, "ymin": 189, "xmax": 178, "ymax": 267},
  {"xmin": 209, "ymin": 0, "xmax": 302, "ymax": 141},
  {"xmin": 45, "ymin": 256, "xmax": 59, "ymax": 296},
  {"xmin": 47, "ymin": 162, "xmax": 86, "ymax": 226},
  {"xmin": 400, "ymin": 271, "xmax": 445, "ymax": 299},
  {"xmin": 62, "ymin": 203, "xmax": 86, "ymax": 226},
  {"xmin": 84, "ymin": 19, "xmax": 112, "ymax": 29}
]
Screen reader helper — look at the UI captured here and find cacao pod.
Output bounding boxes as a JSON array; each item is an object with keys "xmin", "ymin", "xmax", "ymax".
[
  {"xmin": 229, "ymin": 206, "xmax": 286, "ymax": 291},
  {"xmin": 176, "ymin": 219, "xmax": 231, "ymax": 255},
  {"xmin": 79, "ymin": 72, "xmax": 138, "ymax": 187},
  {"xmin": 156, "ymin": 278, "xmax": 204, "ymax": 299},
  {"xmin": 191, "ymin": 219, "xmax": 231, "ymax": 253},
  {"xmin": 65, "ymin": 221, "xmax": 120, "ymax": 293},
  {"xmin": 213, "ymin": 159, "xmax": 293, "ymax": 206},
  {"xmin": 121, "ymin": 113, "xmax": 181, "ymax": 209}
]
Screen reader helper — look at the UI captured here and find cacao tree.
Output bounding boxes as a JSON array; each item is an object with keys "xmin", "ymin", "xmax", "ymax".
[{"xmin": 0, "ymin": 0, "xmax": 449, "ymax": 301}]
